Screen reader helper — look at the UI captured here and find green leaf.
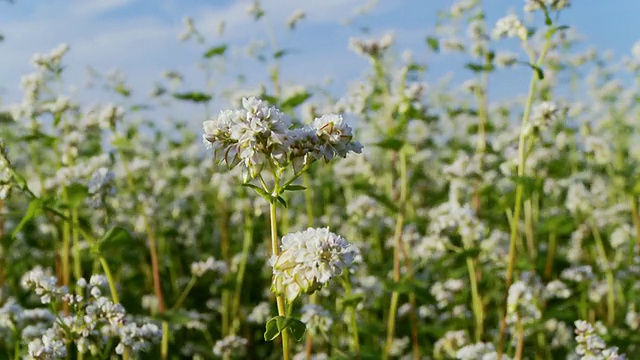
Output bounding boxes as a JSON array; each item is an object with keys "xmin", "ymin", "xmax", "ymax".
[
  {"xmin": 281, "ymin": 92, "xmax": 312, "ymax": 109},
  {"xmin": 173, "ymin": 92, "xmax": 212, "ymax": 103},
  {"xmin": 276, "ymin": 196, "xmax": 288, "ymax": 208},
  {"xmin": 115, "ymin": 84, "xmax": 131, "ymax": 97},
  {"xmin": 93, "ymin": 227, "xmax": 131, "ymax": 254},
  {"xmin": 426, "ymin": 36, "xmax": 439, "ymax": 52},
  {"xmin": 0, "ymin": 111, "xmax": 13, "ymax": 123},
  {"xmin": 521, "ymin": 62, "xmax": 544, "ymax": 80},
  {"xmin": 66, "ymin": 183, "xmax": 88, "ymax": 209},
  {"xmin": 204, "ymin": 45, "xmax": 227, "ymax": 58},
  {"xmin": 465, "ymin": 62, "xmax": 494, "ymax": 73},
  {"xmin": 241, "ymin": 183, "xmax": 270, "ymax": 199},
  {"xmin": 12, "ymin": 198, "xmax": 44, "ymax": 238},
  {"xmin": 264, "ymin": 317, "xmax": 280, "ymax": 341},
  {"xmin": 374, "ymin": 138, "xmax": 404, "ymax": 151},
  {"xmin": 264, "ymin": 316, "xmax": 307, "ymax": 342},
  {"xmin": 284, "ymin": 184, "xmax": 306, "ymax": 192},
  {"xmin": 274, "ymin": 49, "xmax": 291, "ymax": 59},
  {"xmin": 340, "ymin": 293, "xmax": 364, "ymax": 308}
]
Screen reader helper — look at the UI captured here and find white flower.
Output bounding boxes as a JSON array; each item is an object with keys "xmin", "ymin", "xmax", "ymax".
[
  {"xmin": 492, "ymin": 14, "xmax": 527, "ymax": 41},
  {"xmin": 530, "ymin": 101, "xmax": 559, "ymax": 130},
  {"xmin": 270, "ymin": 227, "xmax": 359, "ymax": 302},
  {"xmin": 311, "ymin": 114, "xmax": 363, "ymax": 161},
  {"xmin": 300, "ymin": 304, "xmax": 333, "ymax": 335},
  {"xmin": 213, "ymin": 335, "xmax": 247, "ymax": 358}
]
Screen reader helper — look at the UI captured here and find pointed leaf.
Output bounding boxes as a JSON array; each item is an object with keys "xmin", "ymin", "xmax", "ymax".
[
  {"xmin": 374, "ymin": 138, "xmax": 404, "ymax": 151},
  {"xmin": 94, "ymin": 227, "xmax": 131, "ymax": 254},
  {"xmin": 284, "ymin": 184, "xmax": 306, "ymax": 192},
  {"xmin": 173, "ymin": 92, "xmax": 212, "ymax": 103},
  {"xmin": 66, "ymin": 183, "xmax": 89, "ymax": 209},
  {"xmin": 276, "ymin": 196, "xmax": 288, "ymax": 208},
  {"xmin": 281, "ymin": 92, "xmax": 311, "ymax": 109},
  {"xmin": 12, "ymin": 198, "xmax": 44, "ymax": 237},
  {"xmin": 204, "ymin": 45, "xmax": 227, "ymax": 58},
  {"xmin": 426, "ymin": 36, "xmax": 439, "ymax": 52}
]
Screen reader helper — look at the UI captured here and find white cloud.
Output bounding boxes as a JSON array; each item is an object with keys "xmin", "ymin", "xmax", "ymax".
[{"xmin": 70, "ymin": 0, "xmax": 134, "ymax": 17}]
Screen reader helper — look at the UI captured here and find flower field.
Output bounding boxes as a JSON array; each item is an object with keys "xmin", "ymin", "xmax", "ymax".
[{"xmin": 1, "ymin": 0, "xmax": 640, "ymax": 359}]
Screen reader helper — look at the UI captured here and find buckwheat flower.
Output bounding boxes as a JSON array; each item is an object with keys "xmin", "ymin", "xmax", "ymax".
[
  {"xmin": 506, "ymin": 281, "xmax": 541, "ymax": 327},
  {"xmin": 434, "ymin": 330, "xmax": 470, "ymax": 359},
  {"xmin": 348, "ymin": 33, "xmax": 394, "ymax": 58},
  {"xmin": 21, "ymin": 267, "xmax": 68, "ymax": 304},
  {"xmin": 27, "ymin": 328, "xmax": 67, "ymax": 359},
  {"xmin": 545, "ymin": 319, "xmax": 573, "ymax": 349},
  {"xmin": 561, "ymin": 265, "xmax": 594, "ymax": 283},
  {"xmin": 525, "ymin": 0, "xmax": 571, "ymax": 12},
  {"xmin": 247, "ymin": 301, "xmax": 271, "ymax": 324},
  {"xmin": 543, "ymin": 280, "xmax": 571, "ymax": 299},
  {"xmin": 574, "ymin": 320, "xmax": 625, "ymax": 359},
  {"xmin": 492, "ymin": 14, "xmax": 527, "ymax": 41},
  {"xmin": 213, "ymin": 335, "xmax": 247, "ymax": 358},
  {"xmin": 293, "ymin": 353, "xmax": 329, "ymax": 360},
  {"xmin": 311, "ymin": 114, "xmax": 363, "ymax": 161},
  {"xmin": 270, "ymin": 227, "xmax": 359, "ymax": 302},
  {"xmin": 495, "ymin": 51, "xmax": 519, "ymax": 68},
  {"xmin": 190, "ymin": 256, "xmax": 228, "ymax": 277},
  {"xmin": 456, "ymin": 342, "xmax": 510, "ymax": 360},
  {"xmin": 300, "ymin": 304, "xmax": 333, "ymax": 335},
  {"xmin": 388, "ymin": 337, "xmax": 410, "ymax": 357},
  {"xmin": 203, "ymin": 97, "xmax": 292, "ymax": 178},
  {"xmin": 178, "ymin": 16, "xmax": 196, "ymax": 42},
  {"xmin": 584, "ymin": 136, "xmax": 612, "ymax": 165},
  {"xmin": 287, "ymin": 9, "xmax": 305, "ymax": 29},
  {"xmin": 98, "ymin": 104, "xmax": 124, "ymax": 130},
  {"xmin": 442, "ymin": 37, "xmax": 466, "ymax": 52},
  {"xmin": 116, "ymin": 323, "xmax": 162, "ymax": 355},
  {"xmin": 625, "ymin": 305, "xmax": 639, "ymax": 330},
  {"xmin": 530, "ymin": 101, "xmax": 559, "ymax": 130}
]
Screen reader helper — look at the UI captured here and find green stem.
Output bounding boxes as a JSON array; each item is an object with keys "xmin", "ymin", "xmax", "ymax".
[
  {"xmin": 591, "ymin": 224, "xmax": 615, "ymax": 326},
  {"xmin": 498, "ymin": 30, "xmax": 554, "ymax": 360},
  {"xmin": 384, "ymin": 147, "xmax": 409, "ymax": 359},
  {"xmin": 466, "ymin": 254, "xmax": 484, "ymax": 341},
  {"xmin": 231, "ymin": 203, "xmax": 254, "ymax": 333},
  {"xmin": 270, "ymin": 200, "xmax": 290, "ymax": 360},
  {"xmin": 171, "ymin": 276, "xmax": 197, "ymax": 312}
]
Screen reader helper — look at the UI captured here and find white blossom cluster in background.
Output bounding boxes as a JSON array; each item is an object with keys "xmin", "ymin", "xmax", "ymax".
[
  {"xmin": 2, "ymin": 0, "xmax": 640, "ymax": 358},
  {"xmin": 9, "ymin": 269, "xmax": 162, "ymax": 359}
]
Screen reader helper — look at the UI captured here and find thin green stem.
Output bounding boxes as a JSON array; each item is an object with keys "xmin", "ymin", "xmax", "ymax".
[
  {"xmin": 498, "ymin": 30, "xmax": 554, "ymax": 359},
  {"xmin": 270, "ymin": 199, "xmax": 290, "ymax": 360},
  {"xmin": 591, "ymin": 224, "xmax": 615, "ymax": 326},
  {"xmin": 171, "ymin": 276, "xmax": 197, "ymax": 312}
]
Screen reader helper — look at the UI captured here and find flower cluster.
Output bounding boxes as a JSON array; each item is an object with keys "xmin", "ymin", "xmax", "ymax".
[
  {"xmin": 270, "ymin": 227, "xmax": 359, "ymax": 302},
  {"xmin": 213, "ymin": 335, "xmax": 248, "ymax": 358},
  {"xmin": 574, "ymin": 320, "xmax": 625, "ymax": 359},
  {"xmin": 202, "ymin": 97, "xmax": 362, "ymax": 179},
  {"xmin": 0, "ymin": 139, "xmax": 11, "ymax": 199},
  {"xmin": 17, "ymin": 270, "xmax": 162, "ymax": 358},
  {"xmin": 492, "ymin": 14, "xmax": 527, "ymax": 41}
]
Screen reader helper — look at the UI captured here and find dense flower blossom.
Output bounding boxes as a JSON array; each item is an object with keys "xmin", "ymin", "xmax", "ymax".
[
  {"xmin": 492, "ymin": 14, "xmax": 527, "ymax": 41},
  {"xmin": 270, "ymin": 227, "xmax": 359, "ymax": 302},
  {"xmin": 300, "ymin": 304, "xmax": 333, "ymax": 335},
  {"xmin": 213, "ymin": 335, "xmax": 247, "ymax": 358},
  {"xmin": 202, "ymin": 97, "xmax": 362, "ymax": 179},
  {"xmin": 574, "ymin": 320, "xmax": 626, "ymax": 359}
]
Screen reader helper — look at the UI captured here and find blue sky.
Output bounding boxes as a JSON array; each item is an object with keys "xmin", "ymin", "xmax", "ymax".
[{"xmin": 1, "ymin": 0, "xmax": 639, "ymax": 125}]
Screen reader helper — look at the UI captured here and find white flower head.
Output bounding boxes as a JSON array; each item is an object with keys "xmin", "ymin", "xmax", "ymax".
[{"xmin": 270, "ymin": 227, "xmax": 359, "ymax": 302}]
